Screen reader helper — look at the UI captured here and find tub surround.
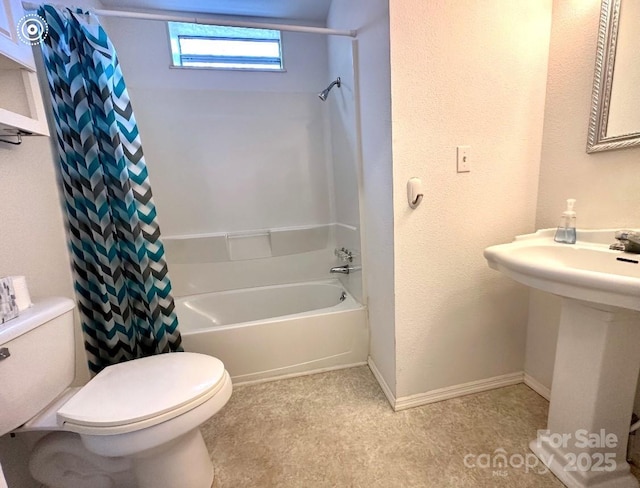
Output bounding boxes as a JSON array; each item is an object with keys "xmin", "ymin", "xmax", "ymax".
[
  {"xmin": 107, "ymin": 13, "xmax": 365, "ymax": 306},
  {"xmin": 106, "ymin": 19, "xmax": 333, "ymax": 238},
  {"xmin": 164, "ymin": 223, "xmax": 362, "ymax": 300},
  {"xmin": 164, "ymin": 224, "xmax": 334, "ymax": 264}
]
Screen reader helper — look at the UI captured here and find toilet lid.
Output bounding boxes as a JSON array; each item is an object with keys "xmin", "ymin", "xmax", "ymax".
[{"xmin": 57, "ymin": 352, "xmax": 225, "ymax": 428}]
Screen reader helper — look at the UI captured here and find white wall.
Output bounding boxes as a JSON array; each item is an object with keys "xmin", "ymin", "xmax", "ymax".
[
  {"xmin": 325, "ymin": 35, "xmax": 363, "ymax": 302},
  {"xmin": 0, "ymin": 141, "xmax": 73, "ymax": 299},
  {"xmin": 535, "ymin": 2, "xmax": 640, "ymax": 231},
  {"xmin": 327, "ymin": 0, "xmax": 396, "ymax": 393},
  {"xmin": 388, "ymin": 0, "xmax": 552, "ymax": 399},
  {"xmin": 106, "ymin": 17, "xmax": 333, "ymax": 237},
  {"xmin": 526, "ymin": 0, "xmax": 640, "ymax": 395}
]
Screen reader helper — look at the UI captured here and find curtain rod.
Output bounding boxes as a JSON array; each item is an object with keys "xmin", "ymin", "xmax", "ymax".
[{"xmin": 21, "ymin": 2, "xmax": 357, "ymax": 37}]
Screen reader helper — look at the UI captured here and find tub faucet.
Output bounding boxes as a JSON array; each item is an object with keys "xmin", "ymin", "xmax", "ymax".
[
  {"xmin": 330, "ymin": 265, "xmax": 360, "ymax": 275},
  {"xmin": 610, "ymin": 230, "xmax": 640, "ymax": 253}
]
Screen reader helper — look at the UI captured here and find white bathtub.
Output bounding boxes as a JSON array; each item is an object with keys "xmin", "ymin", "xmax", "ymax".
[{"xmin": 176, "ymin": 280, "xmax": 368, "ymax": 384}]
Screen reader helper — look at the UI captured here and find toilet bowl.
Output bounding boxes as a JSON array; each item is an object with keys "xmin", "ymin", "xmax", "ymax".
[
  {"xmin": 29, "ymin": 432, "xmax": 136, "ymax": 488},
  {"xmin": 0, "ymin": 298, "xmax": 233, "ymax": 488}
]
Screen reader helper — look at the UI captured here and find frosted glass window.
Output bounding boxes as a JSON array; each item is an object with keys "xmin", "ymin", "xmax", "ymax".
[{"xmin": 168, "ymin": 22, "xmax": 283, "ymax": 71}]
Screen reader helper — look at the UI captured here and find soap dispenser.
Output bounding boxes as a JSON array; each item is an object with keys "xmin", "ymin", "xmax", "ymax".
[{"xmin": 554, "ymin": 198, "xmax": 577, "ymax": 244}]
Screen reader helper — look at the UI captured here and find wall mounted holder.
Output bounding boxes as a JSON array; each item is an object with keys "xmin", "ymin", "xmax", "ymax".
[{"xmin": 407, "ymin": 177, "xmax": 423, "ymax": 209}]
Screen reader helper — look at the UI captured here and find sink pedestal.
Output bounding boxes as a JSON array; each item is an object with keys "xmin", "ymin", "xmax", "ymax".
[{"xmin": 530, "ymin": 298, "xmax": 640, "ymax": 488}]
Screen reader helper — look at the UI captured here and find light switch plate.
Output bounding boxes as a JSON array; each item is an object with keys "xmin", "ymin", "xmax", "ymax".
[{"xmin": 457, "ymin": 146, "xmax": 470, "ymax": 173}]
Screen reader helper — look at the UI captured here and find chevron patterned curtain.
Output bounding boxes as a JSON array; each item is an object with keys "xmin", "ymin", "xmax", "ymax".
[{"xmin": 37, "ymin": 5, "xmax": 182, "ymax": 374}]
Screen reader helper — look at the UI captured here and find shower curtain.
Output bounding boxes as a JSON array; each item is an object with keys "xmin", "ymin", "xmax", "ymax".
[{"xmin": 37, "ymin": 5, "xmax": 182, "ymax": 374}]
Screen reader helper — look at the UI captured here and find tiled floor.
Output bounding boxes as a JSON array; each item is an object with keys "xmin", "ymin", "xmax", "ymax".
[{"xmin": 201, "ymin": 366, "xmax": 634, "ymax": 487}]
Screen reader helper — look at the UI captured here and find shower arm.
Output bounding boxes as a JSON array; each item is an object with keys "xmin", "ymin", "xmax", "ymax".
[
  {"xmin": 326, "ymin": 78, "xmax": 341, "ymax": 92},
  {"xmin": 318, "ymin": 77, "xmax": 342, "ymax": 101}
]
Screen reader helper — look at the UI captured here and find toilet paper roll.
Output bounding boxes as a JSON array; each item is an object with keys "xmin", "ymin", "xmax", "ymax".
[{"xmin": 10, "ymin": 276, "xmax": 32, "ymax": 312}]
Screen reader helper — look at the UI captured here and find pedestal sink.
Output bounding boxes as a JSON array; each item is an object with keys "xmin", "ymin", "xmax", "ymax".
[{"xmin": 485, "ymin": 229, "xmax": 640, "ymax": 488}]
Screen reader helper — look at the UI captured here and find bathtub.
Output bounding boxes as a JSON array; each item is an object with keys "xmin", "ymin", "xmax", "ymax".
[{"xmin": 176, "ymin": 280, "xmax": 368, "ymax": 384}]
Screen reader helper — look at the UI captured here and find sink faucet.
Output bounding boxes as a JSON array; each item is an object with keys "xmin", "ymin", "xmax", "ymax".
[
  {"xmin": 330, "ymin": 265, "xmax": 361, "ymax": 275},
  {"xmin": 610, "ymin": 230, "xmax": 640, "ymax": 253}
]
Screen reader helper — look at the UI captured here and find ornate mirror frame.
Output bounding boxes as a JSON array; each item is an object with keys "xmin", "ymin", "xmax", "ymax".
[{"xmin": 587, "ymin": 0, "xmax": 640, "ymax": 153}]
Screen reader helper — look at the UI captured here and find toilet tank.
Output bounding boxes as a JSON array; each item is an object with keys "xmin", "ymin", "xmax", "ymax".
[{"xmin": 0, "ymin": 297, "xmax": 76, "ymax": 436}]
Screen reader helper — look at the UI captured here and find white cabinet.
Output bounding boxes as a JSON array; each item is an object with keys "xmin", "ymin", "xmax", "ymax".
[
  {"xmin": 0, "ymin": 0, "xmax": 49, "ymax": 137},
  {"xmin": 0, "ymin": 0, "xmax": 36, "ymax": 69}
]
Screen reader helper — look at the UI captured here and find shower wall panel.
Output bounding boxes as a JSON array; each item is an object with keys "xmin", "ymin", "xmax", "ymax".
[{"xmin": 106, "ymin": 17, "xmax": 334, "ymax": 237}]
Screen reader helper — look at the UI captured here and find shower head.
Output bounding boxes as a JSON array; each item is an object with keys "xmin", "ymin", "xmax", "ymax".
[{"xmin": 318, "ymin": 77, "xmax": 341, "ymax": 101}]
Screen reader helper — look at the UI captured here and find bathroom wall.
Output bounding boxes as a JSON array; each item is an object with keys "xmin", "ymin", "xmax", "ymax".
[
  {"xmin": 388, "ymin": 0, "xmax": 553, "ymax": 401},
  {"xmin": 327, "ymin": 0, "xmax": 396, "ymax": 393},
  {"xmin": 0, "ymin": 140, "xmax": 73, "ymax": 303},
  {"xmin": 525, "ymin": 0, "xmax": 640, "ymax": 395}
]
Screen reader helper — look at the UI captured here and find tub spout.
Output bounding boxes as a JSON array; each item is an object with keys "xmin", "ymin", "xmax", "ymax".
[
  {"xmin": 330, "ymin": 265, "xmax": 360, "ymax": 275},
  {"xmin": 330, "ymin": 265, "xmax": 350, "ymax": 274}
]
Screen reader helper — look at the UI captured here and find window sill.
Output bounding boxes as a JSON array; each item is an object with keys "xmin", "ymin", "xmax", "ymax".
[{"xmin": 168, "ymin": 65, "xmax": 287, "ymax": 73}]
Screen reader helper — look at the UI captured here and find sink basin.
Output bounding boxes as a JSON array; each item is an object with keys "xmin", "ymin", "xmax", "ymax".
[
  {"xmin": 485, "ymin": 229, "xmax": 640, "ymax": 488},
  {"xmin": 484, "ymin": 228, "xmax": 640, "ymax": 311}
]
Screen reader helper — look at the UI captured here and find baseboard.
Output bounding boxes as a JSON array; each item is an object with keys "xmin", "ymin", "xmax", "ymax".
[
  {"xmin": 367, "ymin": 357, "xmax": 396, "ymax": 409},
  {"xmin": 523, "ymin": 373, "xmax": 551, "ymax": 400},
  {"xmin": 248, "ymin": 360, "xmax": 538, "ymax": 413},
  {"xmin": 394, "ymin": 372, "xmax": 525, "ymax": 412},
  {"xmin": 232, "ymin": 361, "xmax": 368, "ymax": 387}
]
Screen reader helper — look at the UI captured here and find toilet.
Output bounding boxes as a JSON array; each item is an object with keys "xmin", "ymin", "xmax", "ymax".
[{"xmin": 0, "ymin": 297, "xmax": 232, "ymax": 488}]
